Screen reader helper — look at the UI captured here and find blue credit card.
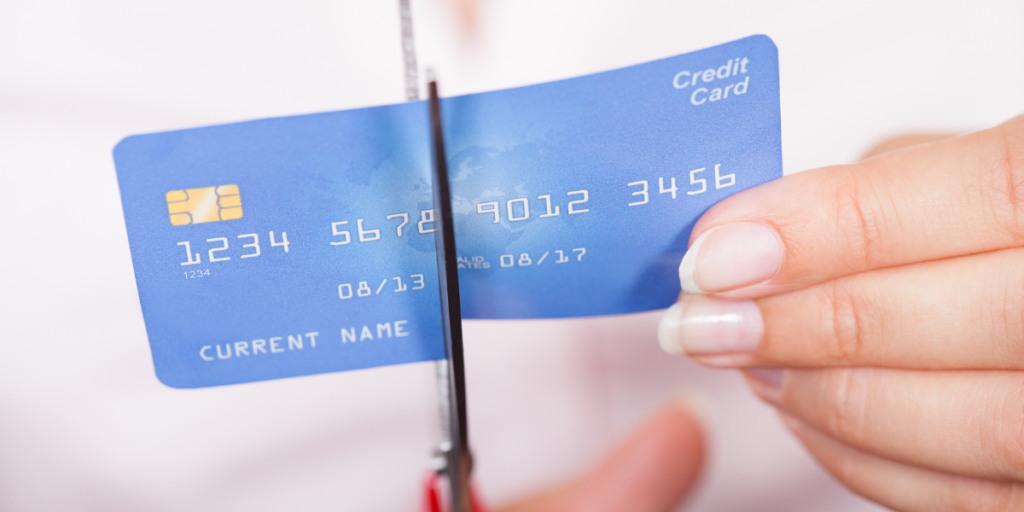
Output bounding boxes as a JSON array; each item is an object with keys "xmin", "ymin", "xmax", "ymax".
[{"xmin": 114, "ymin": 35, "xmax": 782, "ymax": 388}]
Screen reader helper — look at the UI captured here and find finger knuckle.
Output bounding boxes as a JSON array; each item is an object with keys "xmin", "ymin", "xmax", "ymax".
[
  {"xmin": 829, "ymin": 168, "xmax": 892, "ymax": 272},
  {"xmin": 815, "ymin": 368, "xmax": 869, "ymax": 444},
  {"xmin": 977, "ymin": 126, "xmax": 1024, "ymax": 246},
  {"xmin": 820, "ymin": 281, "xmax": 869, "ymax": 364},
  {"xmin": 993, "ymin": 384, "xmax": 1024, "ymax": 481},
  {"xmin": 998, "ymin": 260, "xmax": 1024, "ymax": 363}
]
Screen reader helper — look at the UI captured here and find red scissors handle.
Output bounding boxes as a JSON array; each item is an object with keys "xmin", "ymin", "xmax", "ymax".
[{"xmin": 423, "ymin": 472, "xmax": 486, "ymax": 512}]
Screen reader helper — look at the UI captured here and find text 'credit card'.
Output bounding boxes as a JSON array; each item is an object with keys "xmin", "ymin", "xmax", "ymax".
[{"xmin": 114, "ymin": 35, "xmax": 783, "ymax": 388}]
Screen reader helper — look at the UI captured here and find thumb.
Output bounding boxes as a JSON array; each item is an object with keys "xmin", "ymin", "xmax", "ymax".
[{"xmin": 497, "ymin": 398, "xmax": 706, "ymax": 512}]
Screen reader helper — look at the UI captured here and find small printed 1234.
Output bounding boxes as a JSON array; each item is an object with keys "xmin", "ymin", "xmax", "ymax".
[{"xmin": 113, "ymin": 35, "xmax": 782, "ymax": 388}]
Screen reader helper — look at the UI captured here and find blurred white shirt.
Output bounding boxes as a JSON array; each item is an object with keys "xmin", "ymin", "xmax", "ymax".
[{"xmin": 2, "ymin": 1, "xmax": 1022, "ymax": 510}]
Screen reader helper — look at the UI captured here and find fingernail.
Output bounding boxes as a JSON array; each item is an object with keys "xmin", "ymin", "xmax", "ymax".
[
  {"xmin": 743, "ymin": 368, "xmax": 784, "ymax": 405},
  {"xmin": 744, "ymin": 368, "xmax": 783, "ymax": 389},
  {"xmin": 679, "ymin": 223, "xmax": 783, "ymax": 294},
  {"xmin": 658, "ymin": 295, "xmax": 764, "ymax": 356}
]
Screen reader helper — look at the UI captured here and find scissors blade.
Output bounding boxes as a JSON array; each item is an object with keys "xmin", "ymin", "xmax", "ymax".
[{"xmin": 428, "ymin": 77, "xmax": 473, "ymax": 512}]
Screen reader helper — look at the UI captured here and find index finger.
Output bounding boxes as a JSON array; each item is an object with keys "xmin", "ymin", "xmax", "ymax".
[
  {"xmin": 497, "ymin": 401, "xmax": 704, "ymax": 512},
  {"xmin": 678, "ymin": 114, "xmax": 1024, "ymax": 299}
]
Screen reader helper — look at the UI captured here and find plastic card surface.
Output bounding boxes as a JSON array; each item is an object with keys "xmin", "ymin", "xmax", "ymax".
[{"xmin": 114, "ymin": 35, "xmax": 782, "ymax": 388}]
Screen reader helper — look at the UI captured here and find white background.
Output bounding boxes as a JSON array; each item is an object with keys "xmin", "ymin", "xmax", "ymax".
[{"xmin": 1, "ymin": 1, "xmax": 1022, "ymax": 510}]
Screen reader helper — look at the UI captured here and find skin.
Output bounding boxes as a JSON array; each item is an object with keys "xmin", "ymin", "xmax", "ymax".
[
  {"xmin": 679, "ymin": 114, "xmax": 1024, "ymax": 510},
  {"xmin": 494, "ymin": 402, "xmax": 705, "ymax": 512}
]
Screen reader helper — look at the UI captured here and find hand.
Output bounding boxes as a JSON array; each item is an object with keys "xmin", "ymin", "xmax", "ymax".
[
  {"xmin": 494, "ymin": 401, "xmax": 704, "ymax": 512},
  {"xmin": 657, "ymin": 115, "xmax": 1024, "ymax": 511}
]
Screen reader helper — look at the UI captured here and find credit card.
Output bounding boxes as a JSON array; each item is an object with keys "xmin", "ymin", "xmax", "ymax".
[{"xmin": 114, "ymin": 35, "xmax": 782, "ymax": 388}]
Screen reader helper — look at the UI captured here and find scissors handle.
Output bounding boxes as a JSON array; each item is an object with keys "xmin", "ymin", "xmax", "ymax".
[{"xmin": 423, "ymin": 471, "xmax": 487, "ymax": 512}]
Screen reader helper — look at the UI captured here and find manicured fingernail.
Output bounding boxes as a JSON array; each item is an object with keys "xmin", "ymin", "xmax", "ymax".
[
  {"xmin": 745, "ymin": 368, "xmax": 783, "ymax": 389},
  {"xmin": 679, "ymin": 223, "xmax": 783, "ymax": 294},
  {"xmin": 658, "ymin": 295, "xmax": 764, "ymax": 356},
  {"xmin": 743, "ymin": 368, "xmax": 784, "ymax": 405}
]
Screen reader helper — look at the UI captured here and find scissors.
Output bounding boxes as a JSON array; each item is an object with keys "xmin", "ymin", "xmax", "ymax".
[
  {"xmin": 427, "ymin": 75, "xmax": 477, "ymax": 512},
  {"xmin": 399, "ymin": 1, "xmax": 477, "ymax": 510}
]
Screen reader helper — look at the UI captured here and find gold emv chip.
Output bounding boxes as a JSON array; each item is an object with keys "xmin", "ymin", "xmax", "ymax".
[{"xmin": 166, "ymin": 185, "xmax": 243, "ymax": 226}]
